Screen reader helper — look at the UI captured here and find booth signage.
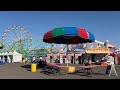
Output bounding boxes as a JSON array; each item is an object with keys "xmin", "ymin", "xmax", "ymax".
[{"xmin": 85, "ymin": 48, "xmax": 109, "ymax": 53}]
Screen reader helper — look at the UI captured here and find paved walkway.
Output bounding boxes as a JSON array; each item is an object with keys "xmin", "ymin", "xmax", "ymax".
[{"xmin": 0, "ymin": 63, "xmax": 120, "ymax": 79}]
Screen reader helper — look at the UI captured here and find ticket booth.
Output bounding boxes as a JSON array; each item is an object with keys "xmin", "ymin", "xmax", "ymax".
[{"xmin": 85, "ymin": 48, "xmax": 110, "ymax": 63}]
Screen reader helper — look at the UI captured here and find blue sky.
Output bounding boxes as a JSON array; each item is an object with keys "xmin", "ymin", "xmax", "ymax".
[{"xmin": 0, "ymin": 11, "xmax": 120, "ymax": 48}]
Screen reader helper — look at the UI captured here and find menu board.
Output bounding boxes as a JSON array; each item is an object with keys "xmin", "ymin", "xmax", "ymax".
[{"xmin": 85, "ymin": 48, "xmax": 109, "ymax": 53}]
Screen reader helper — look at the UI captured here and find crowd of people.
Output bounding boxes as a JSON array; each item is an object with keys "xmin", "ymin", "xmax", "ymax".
[
  {"xmin": 0, "ymin": 56, "xmax": 8, "ymax": 64},
  {"xmin": 31, "ymin": 56, "xmax": 47, "ymax": 68}
]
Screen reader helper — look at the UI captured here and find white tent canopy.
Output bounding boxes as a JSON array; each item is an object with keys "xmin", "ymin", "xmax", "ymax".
[
  {"xmin": 8, "ymin": 51, "xmax": 13, "ymax": 55},
  {"xmin": 0, "ymin": 50, "xmax": 22, "ymax": 63},
  {"xmin": 12, "ymin": 50, "xmax": 22, "ymax": 62}
]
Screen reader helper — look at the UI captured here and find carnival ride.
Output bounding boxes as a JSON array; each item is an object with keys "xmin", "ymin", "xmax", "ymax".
[
  {"xmin": 0, "ymin": 25, "xmax": 68, "ymax": 59},
  {"xmin": 0, "ymin": 25, "xmax": 32, "ymax": 56}
]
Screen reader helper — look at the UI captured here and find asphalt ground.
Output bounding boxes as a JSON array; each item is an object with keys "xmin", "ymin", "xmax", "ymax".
[{"xmin": 0, "ymin": 63, "xmax": 120, "ymax": 79}]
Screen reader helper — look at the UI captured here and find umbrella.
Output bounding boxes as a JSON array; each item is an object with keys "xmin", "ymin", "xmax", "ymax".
[{"xmin": 43, "ymin": 27, "xmax": 95, "ymax": 66}]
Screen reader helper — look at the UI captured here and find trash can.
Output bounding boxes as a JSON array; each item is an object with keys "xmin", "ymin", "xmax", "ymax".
[{"xmin": 31, "ymin": 63, "xmax": 37, "ymax": 72}]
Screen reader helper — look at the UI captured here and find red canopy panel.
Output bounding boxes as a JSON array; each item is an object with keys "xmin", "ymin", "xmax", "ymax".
[
  {"xmin": 78, "ymin": 28, "xmax": 88, "ymax": 39},
  {"xmin": 44, "ymin": 30, "xmax": 53, "ymax": 39}
]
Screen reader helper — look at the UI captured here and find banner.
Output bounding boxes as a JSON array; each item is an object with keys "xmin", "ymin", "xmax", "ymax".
[
  {"xmin": 89, "ymin": 43, "xmax": 93, "ymax": 48},
  {"xmin": 68, "ymin": 45, "xmax": 72, "ymax": 51},
  {"xmin": 59, "ymin": 45, "xmax": 63, "ymax": 52},
  {"xmin": 72, "ymin": 44, "xmax": 84, "ymax": 50},
  {"xmin": 53, "ymin": 45, "xmax": 56, "ymax": 52},
  {"xmin": 82, "ymin": 43, "xmax": 86, "ymax": 48},
  {"xmin": 47, "ymin": 46, "xmax": 50, "ymax": 52}
]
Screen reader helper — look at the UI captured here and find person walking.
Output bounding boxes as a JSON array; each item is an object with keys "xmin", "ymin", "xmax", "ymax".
[{"xmin": 81, "ymin": 53, "xmax": 85, "ymax": 65}]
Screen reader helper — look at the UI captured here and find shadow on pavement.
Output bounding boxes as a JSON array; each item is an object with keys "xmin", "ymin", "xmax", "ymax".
[
  {"xmin": 70, "ymin": 69, "xmax": 105, "ymax": 77},
  {"xmin": 21, "ymin": 64, "xmax": 31, "ymax": 71},
  {"xmin": 21, "ymin": 64, "xmax": 31, "ymax": 68},
  {"xmin": 21, "ymin": 64, "xmax": 40, "ymax": 72}
]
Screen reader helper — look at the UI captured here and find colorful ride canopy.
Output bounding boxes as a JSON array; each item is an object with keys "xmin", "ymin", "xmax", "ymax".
[{"xmin": 43, "ymin": 27, "xmax": 95, "ymax": 44}]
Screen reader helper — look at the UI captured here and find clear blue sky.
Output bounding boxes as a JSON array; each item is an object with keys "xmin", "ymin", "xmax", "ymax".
[{"xmin": 0, "ymin": 11, "xmax": 120, "ymax": 48}]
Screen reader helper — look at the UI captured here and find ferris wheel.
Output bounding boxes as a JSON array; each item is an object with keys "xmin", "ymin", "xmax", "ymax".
[{"xmin": 1, "ymin": 25, "xmax": 33, "ymax": 54}]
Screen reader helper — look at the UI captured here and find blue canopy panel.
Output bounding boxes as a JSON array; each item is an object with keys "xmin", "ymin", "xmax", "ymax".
[
  {"xmin": 88, "ymin": 32, "xmax": 95, "ymax": 42},
  {"xmin": 63, "ymin": 27, "xmax": 78, "ymax": 36}
]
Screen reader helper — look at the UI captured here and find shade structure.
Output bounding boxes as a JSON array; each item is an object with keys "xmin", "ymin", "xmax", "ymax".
[
  {"xmin": 43, "ymin": 27, "xmax": 95, "ymax": 66},
  {"xmin": 43, "ymin": 27, "xmax": 95, "ymax": 44}
]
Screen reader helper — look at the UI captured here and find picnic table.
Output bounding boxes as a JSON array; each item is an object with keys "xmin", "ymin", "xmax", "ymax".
[
  {"xmin": 41, "ymin": 63, "xmax": 66, "ymax": 75},
  {"xmin": 79, "ymin": 65, "xmax": 97, "ymax": 76}
]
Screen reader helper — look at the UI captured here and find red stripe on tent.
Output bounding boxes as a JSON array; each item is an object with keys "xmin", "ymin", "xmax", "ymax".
[
  {"xmin": 78, "ymin": 28, "xmax": 88, "ymax": 39},
  {"xmin": 44, "ymin": 30, "xmax": 53, "ymax": 39}
]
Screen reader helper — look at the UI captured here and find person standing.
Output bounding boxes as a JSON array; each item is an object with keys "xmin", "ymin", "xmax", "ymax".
[
  {"xmin": 44, "ymin": 55, "xmax": 47, "ymax": 62},
  {"xmin": 32, "ymin": 56, "xmax": 35, "ymax": 63},
  {"xmin": 4, "ymin": 56, "xmax": 7, "ymax": 63},
  {"xmin": 50, "ymin": 56, "xmax": 52, "ymax": 63},
  {"xmin": 38, "ymin": 59, "xmax": 42, "ymax": 68},
  {"xmin": 40, "ymin": 56, "xmax": 42, "ymax": 61},
  {"xmin": 22, "ymin": 57, "xmax": 26, "ymax": 64},
  {"xmin": 105, "ymin": 55, "xmax": 114, "ymax": 75},
  {"xmin": 42, "ymin": 55, "xmax": 47, "ymax": 67},
  {"xmin": 81, "ymin": 53, "xmax": 85, "ymax": 65},
  {"xmin": 25, "ymin": 57, "xmax": 28, "ymax": 64}
]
